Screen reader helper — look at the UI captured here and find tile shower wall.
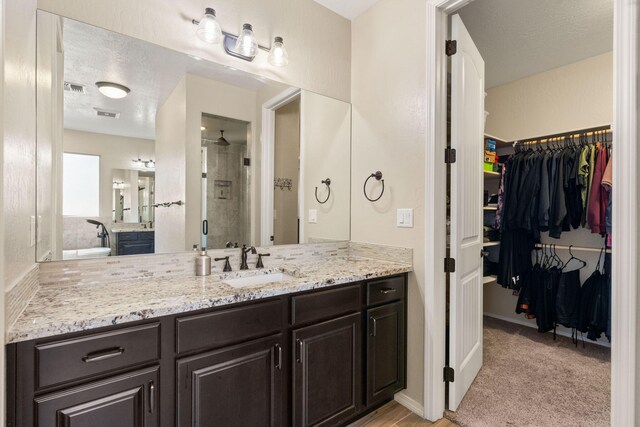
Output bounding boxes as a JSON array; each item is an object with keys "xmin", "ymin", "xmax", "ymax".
[
  {"xmin": 6, "ymin": 264, "xmax": 39, "ymax": 328},
  {"xmin": 205, "ymin": 141, "xmax": 250, "ymax": 249},
  {"xmin": 39, "ymin": 241, "xmax": 350, "ymax": 287}
]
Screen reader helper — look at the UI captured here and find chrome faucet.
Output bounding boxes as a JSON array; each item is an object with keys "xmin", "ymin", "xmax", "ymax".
[{"xmin": 240, "ymin": 245, "xmax": 257, "ymax": 270}]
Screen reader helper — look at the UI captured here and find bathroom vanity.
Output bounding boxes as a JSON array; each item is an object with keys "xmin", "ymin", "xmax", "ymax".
[{"xmin": 6, "ymin": 258, "xmax": 408, "ymax": 427}]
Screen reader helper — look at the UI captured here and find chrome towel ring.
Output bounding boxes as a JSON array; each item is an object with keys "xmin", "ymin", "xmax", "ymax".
[
  {"xmin": 314, "ymin": 178, "xmax": 331, "ymax": 204},
  {"xmin": 363, "ymin": 171, "xmax": 384, "ymax": 202}
]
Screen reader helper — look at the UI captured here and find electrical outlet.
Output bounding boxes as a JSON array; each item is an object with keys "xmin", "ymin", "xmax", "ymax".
[
  {"xmin": 397, "ymin": 208, "xmax": 413, "ymax": 228},
  {"xmin": 308, "ymin": 209, "xmax": 318, "ymax": 224}
]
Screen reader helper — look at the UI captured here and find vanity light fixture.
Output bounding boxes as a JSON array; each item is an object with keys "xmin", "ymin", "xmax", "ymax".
[
  {"xmin": 132, "ymin": 158, "xmax": 155, "ymax": 169},
  {"xmin": 191, "ymin": 8, "xmax": 288, "ymax": 65},
  {"xmin": 267, "ymin": 37, "xmax": 289, "ymax": 67},
  {"xmin": 95, "ymin": 81, "xmax": 130, "ymax": 99},
  {"xmin": 194, "ymin": 8, "xmax": 223, "ymax": 44},
  {"xmin": 145, "ymin": 160, "xmax": 155, "ymax": 169}
]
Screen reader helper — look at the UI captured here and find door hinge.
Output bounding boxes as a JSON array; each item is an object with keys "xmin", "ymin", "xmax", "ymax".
[
  {"xmin": 446, "ymin": 40, "xmax": 457, "ymax": 56},
  {"xmin": 444, "ymin": 257, "xmax": 456, "ymax": 273},
  {"xmin": 445, "ymin": 147, "xmax": 457, "ymax": 164},
  {"xmin": 443, "ymin": 366, "xmax": 455, "ymax": 382}
]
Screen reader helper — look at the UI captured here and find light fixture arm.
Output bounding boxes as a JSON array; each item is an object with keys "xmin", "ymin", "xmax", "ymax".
[{"xmin": 191, "ymin": 19, "xmax": 271, "ymax": 58}]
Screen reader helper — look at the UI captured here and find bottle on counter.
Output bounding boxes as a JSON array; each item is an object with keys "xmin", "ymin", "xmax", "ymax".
[{"xmin": 195, "ymin": 247, "xmax": 212, "ymax": 276}]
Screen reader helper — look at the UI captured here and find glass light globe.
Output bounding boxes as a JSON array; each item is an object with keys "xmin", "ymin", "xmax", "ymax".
[
  {"xmin": 196, "ymin": 8, "xmax": 222, "ymax": 44},
  {"xmin": 268, "ymin": 37, "xmax": 289, "ymax": 67},
  {"xmin": 235, "ymin": 23, "xmax": 258, "ymax": 57}
]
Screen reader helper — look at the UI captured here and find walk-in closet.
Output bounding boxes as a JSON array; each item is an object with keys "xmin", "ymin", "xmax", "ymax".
[{"xmin": 446, "ymin": 1, "xmax": 613, "ymax": 426}]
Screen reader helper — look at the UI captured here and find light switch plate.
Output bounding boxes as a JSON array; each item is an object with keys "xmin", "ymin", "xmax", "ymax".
[
  {"xmin": 308, "ymin": 209, "xmax": 318, "ymax": 224},
  {"xmin": 30, "ymin": 215, "xmax": 36, "ymax": 247},
  {"xmin": 397, "ymin": 208, "xmax": 413, "ymax": 228}
]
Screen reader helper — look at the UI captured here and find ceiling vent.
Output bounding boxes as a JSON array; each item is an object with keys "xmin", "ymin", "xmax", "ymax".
[
  {"xmin": 63, "ymin": 81, "xmax": 86, "ymax": 94},
  {"xmin": 93, "ymin": 107, "xmax": 120, "ymax": 119}
]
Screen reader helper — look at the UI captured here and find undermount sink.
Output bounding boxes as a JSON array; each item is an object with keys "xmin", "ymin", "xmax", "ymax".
[{"xmin": 222, "ymin": 272, "xmax": 296, "ymax": 289}]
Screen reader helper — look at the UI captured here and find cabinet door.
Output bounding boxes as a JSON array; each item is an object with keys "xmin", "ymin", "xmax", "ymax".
[
  {"xmin": 292, "ymin": 313, "xmax": 361, "ymax": 427},
  {"xmin": 366, "ymin": 301, "xmax": 405, "ymax": 406},
  {"xmin": 35, "ymin": 367, "xmax": 159, "ymax": 427},
  {"xmin": 176, "ymin": 335, "xmax": 284, "ymax": 427}
]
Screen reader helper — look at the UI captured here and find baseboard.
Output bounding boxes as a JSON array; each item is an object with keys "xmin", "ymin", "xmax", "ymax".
[
  {"xmin": 483, "ymin": 312, "xmax": 611, "ymax": 348},
  {"xmin": 394, "ymin": 391, "xmax": 424, "ymax": 418}
]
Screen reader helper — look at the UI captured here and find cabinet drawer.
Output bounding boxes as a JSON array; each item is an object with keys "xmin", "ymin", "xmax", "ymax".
[
  {"xmin": 139, "ymin": 232, "xmax": 155, "ymax": 241},
  {"xmin": 117, "ymin": 232, "xmax": 139, "ymax": 241},
  {"xmin": 35, "ymin": 323, "xmax": 160, "ymax": 390},
  {"xmin": 176, "ymin": 300, "xmax": 283, "ymax": 355},
  {"xmin": 366, "ymin": 276, "xmax": 405, "ymax": 306},
  {"xmin": 291, "ymin": 285, "xmax": 361, "ymax": 327}
]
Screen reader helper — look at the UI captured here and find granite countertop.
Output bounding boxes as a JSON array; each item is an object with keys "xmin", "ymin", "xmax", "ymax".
[{"xmin": 7, "ymin": 257, "xmax": 411, "ymax": 344}]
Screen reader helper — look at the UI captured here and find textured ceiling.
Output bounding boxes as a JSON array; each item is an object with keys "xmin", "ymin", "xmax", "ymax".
[
  {"xmin": 458, "ymin": 0, "xmax": 613, "ymax": 88},
  {"xmin": 63, "ymin": 18, "xmax": 278, "ymax": 140},
  {"xmin": 311, "ymin": 0, "xmax": 381, "ymax": 20}
]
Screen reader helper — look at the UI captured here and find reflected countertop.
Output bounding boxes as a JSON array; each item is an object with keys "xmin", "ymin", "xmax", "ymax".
[{"xmin": 6, "ymin": 257, "xmax": 411, "ymax": 343}]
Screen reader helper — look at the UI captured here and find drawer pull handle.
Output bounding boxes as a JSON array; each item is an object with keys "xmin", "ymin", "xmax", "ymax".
[
  {"xmin": 275, "ymin": 344, "xmax": 282, "ymax": 370},
  {"xmin": 295, "ymin": 339, "xmax": 303, "ymax": 363},
  {"xmin": 82, "ymin": 347, "xmax": 125, "ymax": 363},
  {"xmin": 379, "ymin": 287, "xmax": 397, "ymax": 294},
  {"xmin": 149, "ymin": 381, "xmax": 155, "ymax": 413},
  {"xmin": 371, "ymin": 317, "xmax": 377, "ymax": 337}
]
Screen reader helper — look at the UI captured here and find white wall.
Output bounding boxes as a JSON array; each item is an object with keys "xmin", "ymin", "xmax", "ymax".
[
  {"xmin": 36, "ymin": 0, "xmax": 351, "ymax": 102},
  {"xmin": 0, "ymin": 0, "xmax": 5, "ymax": 420},
  {"xmin": 484, "ymin": 53, "xmax": 613, "ymax": 342},
  {"xmin": 301, "ymin": 91, "xmax": 351, "ymax": 242},
  {"xmin": 485, "ymin": 52, "xmax": 613, "ymax": 141},
  {"xmin": 63, "ymin": 129, "xmax": 155, "ymax": 220},
  {"xmin": 351, "ymin": 0, "xmax": 426, "ymax": 410},
  {"xmin": 155, "ymin": 77, "xmax": 187, "ymax": 253}
]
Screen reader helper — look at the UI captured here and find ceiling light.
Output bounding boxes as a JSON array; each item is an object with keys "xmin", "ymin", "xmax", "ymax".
[
  {"xmin": 201, "ymin": 126, "xmax": 207, "ymax": 131},
  {"xmin": 234, "ymin": 24, "xmax": 258, "ymax": 57},
  {"xmin": 268, "ymin": 37, "xmax": 289, "ymax": 67},
  {"xmin": 145, "ymin": 160, "xmax": 155, "ymax": 169},
  {"xmin": 195, "ymin": 8, "xmax": 223, "ymax": 44},
  {"xmin": 96, "ymin": 81, "xmax": 130, "ymax": 99}
]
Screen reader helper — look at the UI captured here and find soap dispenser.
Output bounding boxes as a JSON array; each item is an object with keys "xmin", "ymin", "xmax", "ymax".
[{"xmin": 196, "ymin": 246, "xmax": 212, "ymax": 276}]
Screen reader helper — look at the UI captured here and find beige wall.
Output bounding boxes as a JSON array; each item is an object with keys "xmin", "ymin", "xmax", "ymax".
[
  {"xmin": 274, "ymin": 98, "xmax": 300, "ymax": 245},
  {"xmin": 37, "ymin": 0, "xmax": 351, "ymax": 102},
  {"xmin": 484, "ymin": 53, "xmax": 613, "ymax": 341},
  {"xmin": 301, "ymin": 91, "xmax": 351, "ymax": 242},
  {"xmin": 155, "ymin": 77, "xmax": 187, "ymax": 253},
  {"xmin": 0, "ymin": 0, "xmax": 5, "ymax": 419},
  {"xmin": 351, "ymin": 0, "xmax": 426, "ymax": 409},
  {"xmin": 4, "ymin": 0, "xmax": 36, "ymax": 291},
  {"xmin": 485, "ymin": 52, "xmax": 613, "ymax": 141},
  {"xmin": 63, "ymin": 129, "xmax": 155, "ymax": 220}
]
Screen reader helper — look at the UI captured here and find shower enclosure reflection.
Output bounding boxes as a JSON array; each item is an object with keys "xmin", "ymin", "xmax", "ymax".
[{"xmin": 201, "ymin": 114, "xmax": 251, "ymax": 249}]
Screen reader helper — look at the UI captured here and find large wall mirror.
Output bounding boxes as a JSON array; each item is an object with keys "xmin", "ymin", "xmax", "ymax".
[{"xmin": 36, "ymin": 11, "xmax": 351, "ymax": 261}]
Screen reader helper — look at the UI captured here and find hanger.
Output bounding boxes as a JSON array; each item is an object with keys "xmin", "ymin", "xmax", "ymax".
[
  {"xmin": 552, "ymin": 244, "xmax": 563, "ymax": 269},
  {"xmin": 562, "ymin": 245, "xmax": 587, "ymax": 271},
  {"xmin": 596, "ymin": 247, "xmax": 606, "ymax": 273}
]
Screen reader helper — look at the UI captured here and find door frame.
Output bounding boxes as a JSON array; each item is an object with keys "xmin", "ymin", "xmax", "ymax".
[
  {"xmin": 424, "ymin": 0, "xmax": 638, "ymax": 423},
  {"xmin": 260, "ymin": 87, "xmax": 302, "ymax": 246}
]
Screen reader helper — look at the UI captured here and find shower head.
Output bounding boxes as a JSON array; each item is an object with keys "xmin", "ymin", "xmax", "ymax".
[{"xmin": 215, "ymin": 130, "xmax": 230, "ymax": 146}]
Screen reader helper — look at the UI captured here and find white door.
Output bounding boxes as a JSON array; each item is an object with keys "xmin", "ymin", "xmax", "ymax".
[{"xmin": 448, "ymin": 14, "xmax": 485, "ymax": 411}]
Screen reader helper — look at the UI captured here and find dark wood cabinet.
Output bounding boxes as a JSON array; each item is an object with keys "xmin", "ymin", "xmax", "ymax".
[
  {"xmin": 115, "ymin": 231, "xmax": 155, "ymax": 255},
  {"xmin": 292, "ymin": 313, "xmax": 361, "ymax": 427},
  {"xmin": 176, "ymin": 334, "xmax": 284, "ymax": 427},
  {"xmin": 366, "ymin": 301, "xmax": 405, "ymax": 406},
  {"xmin": 34, "ymin": 366, "xmax": 159, "ymax": 427},
  {"xmin": 7, "ymin": 274, "xmax": 408, "ymax": 427}
]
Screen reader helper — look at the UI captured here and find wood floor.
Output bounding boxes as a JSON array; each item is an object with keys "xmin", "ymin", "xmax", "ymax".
[{"xmin": 348, "ymin": 401, "xmax": 458, "ymax": 427}]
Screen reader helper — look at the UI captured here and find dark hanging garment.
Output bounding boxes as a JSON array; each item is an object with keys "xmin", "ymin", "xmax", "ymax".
[
  {"xmin": 535, "ymin": 267, "xmax": 561, "ymax": 333},
  {"xmin": 555, "ymin": 269, "xmax": 581, "ymax": 328},
  {"xmin": 577, "ymin": 269, "xmax": 602, "ymax": 334}
]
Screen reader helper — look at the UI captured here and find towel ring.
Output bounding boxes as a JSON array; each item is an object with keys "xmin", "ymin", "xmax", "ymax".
[
  {"xmin": 314, "ymin": 178, "xmax": 331, "ymax": 204},
  {"xmin": 363, "ymin": 171, "xmax": 384, "ymax": 202}
]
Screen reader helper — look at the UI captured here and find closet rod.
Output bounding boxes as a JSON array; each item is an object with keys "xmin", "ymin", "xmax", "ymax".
[
  {"xmin": 534, "ymin": 243, "xmax": 611, "ymax": 254},
  {"xmin": 513, "ymin": 124, "xmax": 611, "ymax": 146}
]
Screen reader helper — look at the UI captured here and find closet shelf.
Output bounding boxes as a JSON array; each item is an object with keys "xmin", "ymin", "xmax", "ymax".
[
  {"xmin": 483, "ymin": 241, "xmax": 500, "ymax": 247},
  {"xmin": 484, "ymin": 170, "xmax": 500, "ymax": 178},
  {"xmin": 483, "ymin": 206, "xmax": 498, "ymax": 211},
  {"xmin": 483, "ymin": 275, "xmax": 497, "ymax": 285}
]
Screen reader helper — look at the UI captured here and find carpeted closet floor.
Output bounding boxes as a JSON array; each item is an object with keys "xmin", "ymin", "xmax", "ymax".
[{"xmin": 446, "ymin": 316, "xmax": 610, "ymax": 427}]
